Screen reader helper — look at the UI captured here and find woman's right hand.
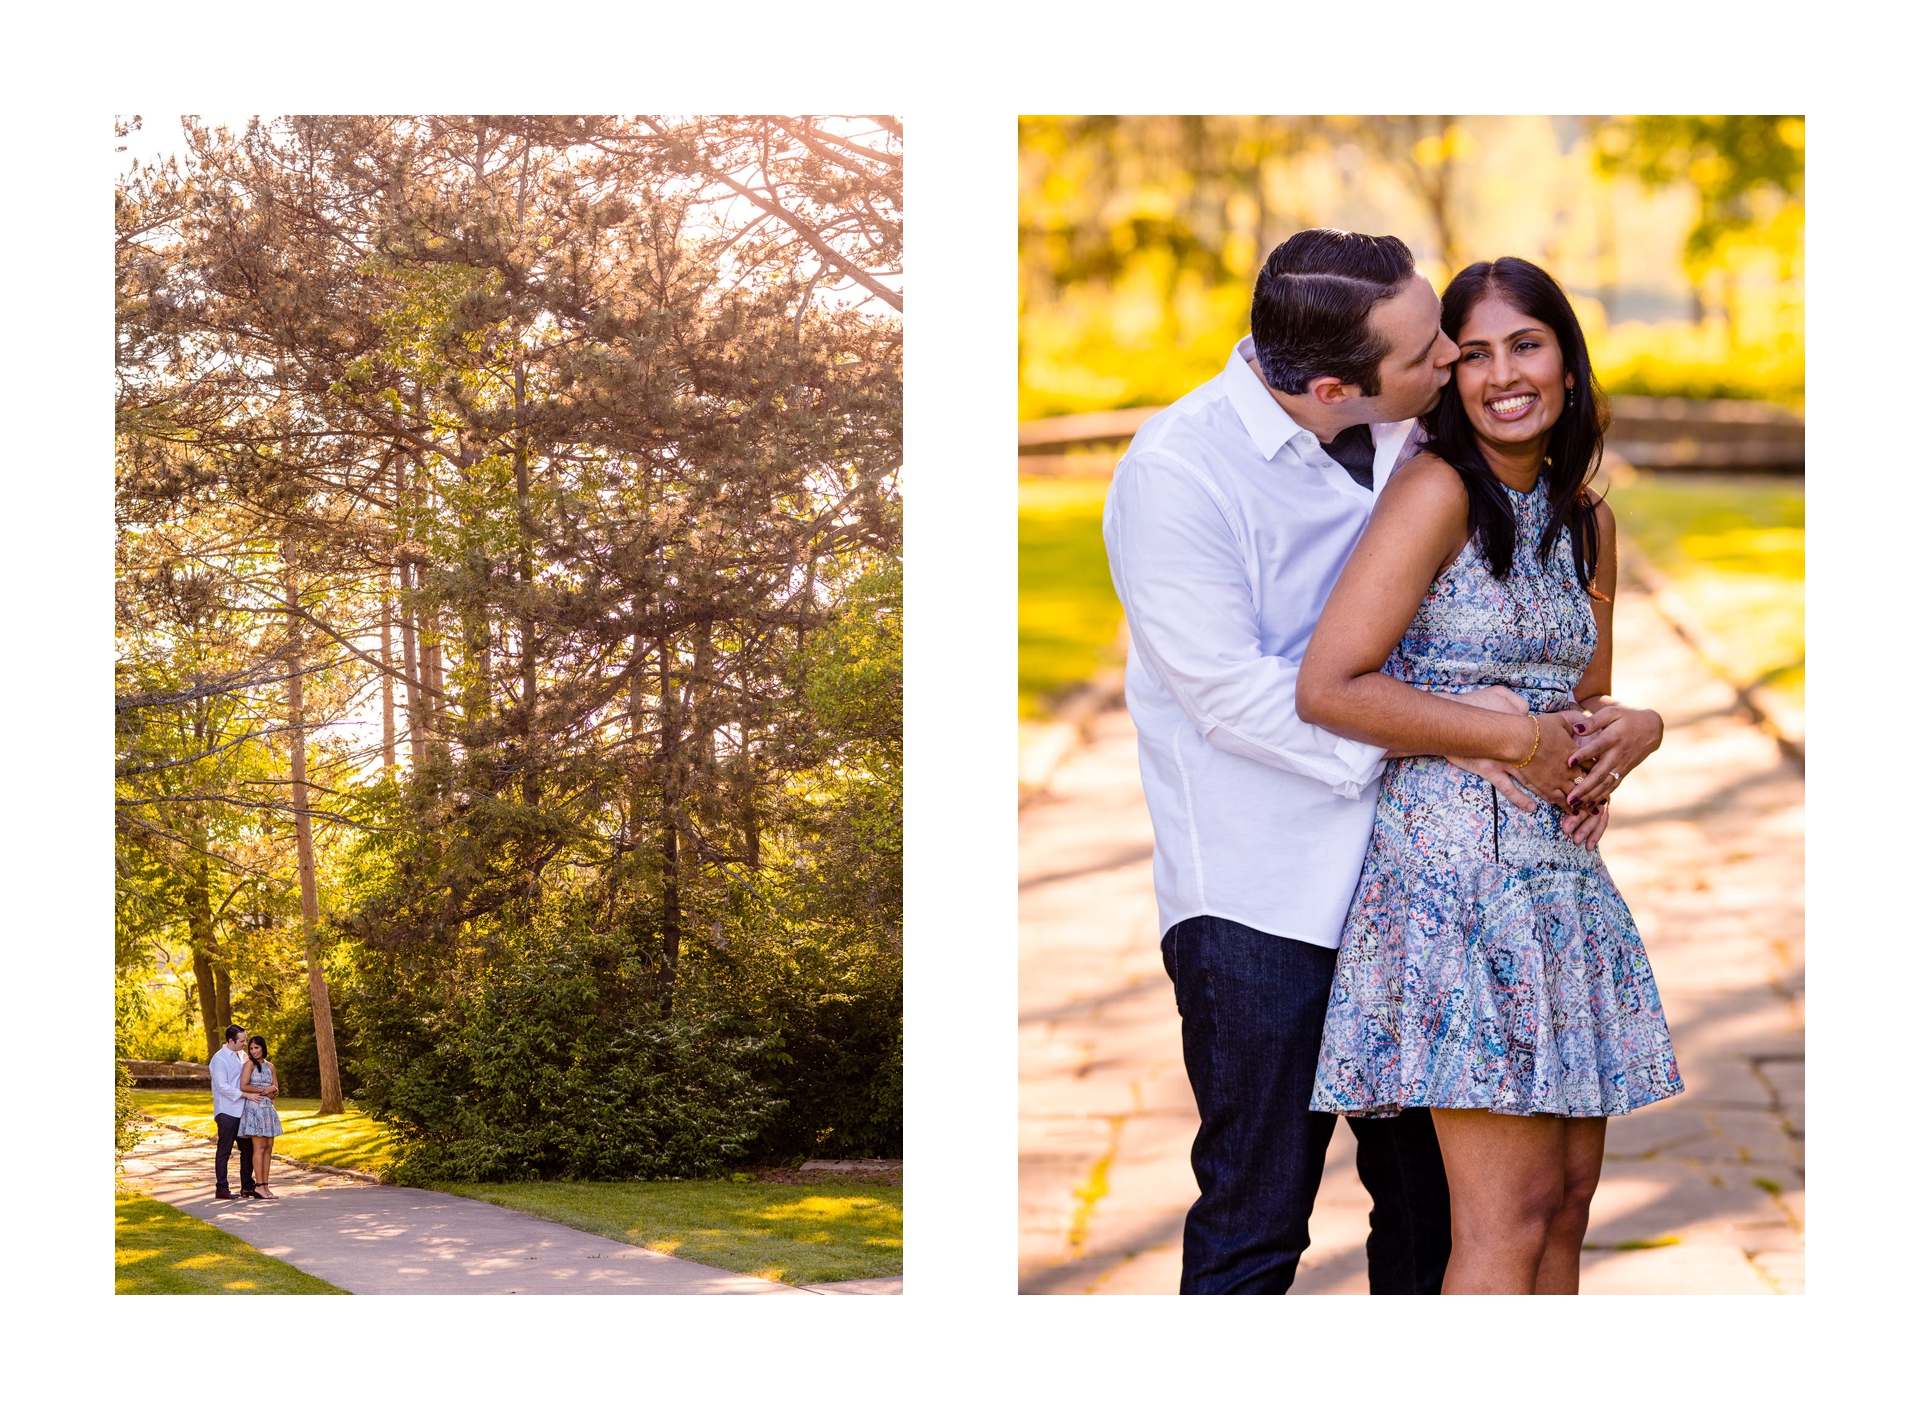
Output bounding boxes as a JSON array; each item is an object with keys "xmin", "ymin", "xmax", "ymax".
[
  {"xmin": 1515, "ymin": 709, "xmax": 1589, "ymax": 808},
  {"xmin": 1446, "ymin": 686, "xmax": 1539, "ymax": 812},
  {"xmin": 1447, "ymin": 691, "xmax": 1591, "ymax": 817}
]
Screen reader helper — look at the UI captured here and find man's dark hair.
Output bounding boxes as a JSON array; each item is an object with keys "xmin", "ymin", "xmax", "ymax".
[
  {"xmin": 224, "ymin": 1024, "xmax": 244, "ymax": 1043},
  {"xmin": 1250, "ymin": 229, "xmax": 1419, "ymax": 396}
]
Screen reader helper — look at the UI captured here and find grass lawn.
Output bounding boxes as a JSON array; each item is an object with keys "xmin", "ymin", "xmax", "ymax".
[
  {"xmin": 115, "ymin": 1188, "xmax": 347, "ymax": 1294},
  {"xmin": 1020, "ymin": 476, "xmax": 1124, "ymax": 718},
  {"xmin": 1016, "ymin": 468, "xmax": 1805, "ymax": 716},
  {"xmin": 433, "ymin": 1178, "xmax": 903, "ymax": 1286},
  {"xmin": 1605, "ymin": 471, "xmax": 1804, "ymax": 708},
  {"xmin": 130, "ymin": 1090, "xmax": 393, "ymax": 1177}
]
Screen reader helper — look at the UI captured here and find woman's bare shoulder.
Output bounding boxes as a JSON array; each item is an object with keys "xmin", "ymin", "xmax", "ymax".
[
  {"xmin": 1373, "ymin": 451, "xmax": 1469, "ymax": 524},
  {"xmin": 1386, "ymin": 450, "xmax": 1467, "ymax": 495}
]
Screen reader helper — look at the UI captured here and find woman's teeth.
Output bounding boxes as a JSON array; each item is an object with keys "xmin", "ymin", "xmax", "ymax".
[{"xmin": 1489, "ymin": 394, "xmax": 1536, "ymax": 415}]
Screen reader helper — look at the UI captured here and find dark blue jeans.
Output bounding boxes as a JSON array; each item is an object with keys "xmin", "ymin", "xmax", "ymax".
[
  {"xmin": 214, "ymin": 1111, "xmax": 256, "ymax": 1196},
  {"xmin": 1162, "ymin": 914, "xmax": 1451, "ymax": 1294}
]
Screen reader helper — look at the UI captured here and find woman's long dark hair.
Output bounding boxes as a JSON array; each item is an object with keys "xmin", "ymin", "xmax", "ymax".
[
  {"xmin": 247, "ymin": 1036, "xmax": 270, "ymax": 1061},
  {"xmin": 1420, "ymin": 257, "xmax": 1609, "ymax": 589}
]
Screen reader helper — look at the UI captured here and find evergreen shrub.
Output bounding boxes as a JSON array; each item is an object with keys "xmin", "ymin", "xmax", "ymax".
[{"xmin": 348, "ymin": 928, "xmax": 783, "ymax": 1183}]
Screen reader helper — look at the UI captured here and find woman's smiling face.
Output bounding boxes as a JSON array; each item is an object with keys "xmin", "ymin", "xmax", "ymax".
[{"xmin": 1453, "ymin": 290, "xmax": 1574, "ymax": 452}]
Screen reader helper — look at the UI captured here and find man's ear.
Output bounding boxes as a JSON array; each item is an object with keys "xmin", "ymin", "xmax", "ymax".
[{"xmin": 1309, "ymin": 375, "xmax": 1356, "ymax": 407}]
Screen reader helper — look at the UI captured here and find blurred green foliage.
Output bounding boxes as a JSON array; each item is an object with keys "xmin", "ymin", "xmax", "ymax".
[
  {"xmin": 1020, "ymin": 115, "xmax": 1805, "ymax": 418},
  {"xmin": 1607, "ymin": 473, "xmax": 1804, "ymax": 705},
  {"xmin": 1607, "ymin": 474, "xmax": 1803, "ymax": 575},
  {"xmin": 1019, "ymin": 479, "xmax": 1125, "ymax": 718},
  {"xmin": 1593, "ymin": 116, "xmax": 1805, "ymax": 278}
]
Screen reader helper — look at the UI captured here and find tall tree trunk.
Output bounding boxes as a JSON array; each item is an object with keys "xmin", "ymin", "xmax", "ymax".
[
  {"xmin": 381, "ymin": 590, "xmax": 396, "ymax": 774},
  {"xmin": 214, "ymin": 965, "xmax": 233, "ymax": 1033},
  {"xmin": 513, "ymin": 387, "xmax": 538, "ymax": 807},
  {"xmin": 423, "ymin": 622, "xmax": 444, "ymax": 734},
  {"xmin": 186, "ymin": 840, "xmax": 221, "ymax": 1056},
  {"xmin": 283, "ymin": 563, "xmax": 345, "ymax": 1114},
  {"xmin": 689, "ymin": 617, "xmax": 716, "ymax": 785},
  {"xmin": 399, "ymin": 560, "xmax": 423, "ymax": 770},
  {"xmin": 737, "ymin": 734, "xmax": 760, "ymax": 870},
  {"xmin": 191, "ymin": 948, "xmax": 220, "ymax": 1059},
  {"xmin": 659, "ymin": 636, "xmax": 680, "ymax": 1001},
  {"xmin": 417, "ymin": 604, "xmax": 447, "ymax": 773},
  {"xmin": 511, "ymin": 146, "xmax": 540, "ymax": 810},
  {"xmin": 395, "ymin": 457, "xmax": 424, "ymax": 771}
]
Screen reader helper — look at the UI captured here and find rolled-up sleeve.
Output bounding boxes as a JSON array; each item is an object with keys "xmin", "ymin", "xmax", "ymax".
[{"xmin": 1105, "ymin": 453, "xmax": 1386, "ymax": 798}]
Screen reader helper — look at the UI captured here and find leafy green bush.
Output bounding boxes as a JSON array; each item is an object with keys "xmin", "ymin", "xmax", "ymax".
[
  {"xmin": 116, "ymin": 1058, "xmax": 142, "ymax": 1159},
  {"xmin": 681, "ymin": 923, "xmax": 903, "ymax": 1162},
  {"xmin": 349, "ymin": 927, "xmax": 783, "ymax": 1184},
  {"xmin": 115, "ymin": 969, "xmax": 147, "ymax": 1158},
  {"xmin": 742, "ymin": 560, "xmax": 903, "ymax": 1159}
]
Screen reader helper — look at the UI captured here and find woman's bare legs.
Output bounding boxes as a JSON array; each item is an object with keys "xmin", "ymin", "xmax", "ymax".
[
  {"xmin": 1430, "ymin": 1109, "xmax": 1568, "ymax": 1293},
  {"xmin": 253, "ymin": 1136, "xmax": 274, "ymax": 1195},
  {"xmin": 1535, "ymin": 1117, "xmax": 1607, "ymax": 1293}
]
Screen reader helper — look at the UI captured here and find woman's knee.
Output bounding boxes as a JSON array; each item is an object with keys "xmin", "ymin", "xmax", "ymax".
[
  {"xmin": 1557, "ymin": 1142, "xmax": 1604, "ymax": 1215},
  {"xmin": 1454, "ymin": 1174, "xmax": 1561, "ymax": 1246},
  {"xmin": 1546, "ymin": 1171, "xmax": 1600, "ymax": 1240}
]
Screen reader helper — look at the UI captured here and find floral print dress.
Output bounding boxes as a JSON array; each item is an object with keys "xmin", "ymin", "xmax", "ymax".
[
  {"xmin": 1311, "ymin": 478, "xmax": 1684, "ymax": 1119},
  {"xmin": 239, "ymin": 1060, "xmax": 284, "ymax": 1138}
]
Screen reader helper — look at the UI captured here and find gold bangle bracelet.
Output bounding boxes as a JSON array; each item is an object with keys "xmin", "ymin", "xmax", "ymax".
[{"xmin": 1516, "ymin": 714, "xmax": 1541, "ymax": 769}]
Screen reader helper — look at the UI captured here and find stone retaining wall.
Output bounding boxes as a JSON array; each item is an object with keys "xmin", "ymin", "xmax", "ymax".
[{"xmin": 125, "ymin": 1060, "xmax": 211, "ymax": 1089}]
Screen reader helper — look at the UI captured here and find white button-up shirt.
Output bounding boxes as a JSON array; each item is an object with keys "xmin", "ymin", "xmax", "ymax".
[
  {"xmin": 1103, "ymin": 336, "xmax": 1422, "ymax": 947},
  {"xmin": 209, "ymin": 1045, "xmax": 246, "ymax": 1119}
]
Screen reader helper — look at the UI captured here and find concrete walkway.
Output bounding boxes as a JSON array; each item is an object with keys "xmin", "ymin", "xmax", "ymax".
[
  {"xmin": 121, "ymin": 1127, "xmax": 901, "ymax": 1295},
  {"xmin": 1018, "ymin": 581, "xmax": 1804, "ymax": 1294}
]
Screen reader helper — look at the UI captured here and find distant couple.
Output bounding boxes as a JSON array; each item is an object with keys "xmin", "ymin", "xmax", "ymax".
[
  {"xmin": 1104, "ymin": 229, "xmax": 1684, "ymax": 1294},
  {"xmin": 209, "ymin": 1025, "xmax": 284, "ymax": 1200}
]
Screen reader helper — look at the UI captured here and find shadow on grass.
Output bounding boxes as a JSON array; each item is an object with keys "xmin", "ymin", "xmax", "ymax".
[
  {"xmin": 432, "ymin": 1178, "xmax": 903, "ymax": 1286},
  {"xmin": 115, "ymin": 1189, "xmax": 347, "ymax": 1294}
]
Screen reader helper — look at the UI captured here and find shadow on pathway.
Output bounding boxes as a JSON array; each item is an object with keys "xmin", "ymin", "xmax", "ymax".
[
  {"xmin": 1018, "ymin": 582, "xmax": 1803, "ymax": 1295},
  {"xmin": 121, "ymin": 1126, "xmax": 900, "ymax": 1295}
]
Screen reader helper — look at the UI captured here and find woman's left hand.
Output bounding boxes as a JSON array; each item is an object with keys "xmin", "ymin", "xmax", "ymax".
[{"xmin": 1564, "ymin": 699, "xmax": 1664, "ymax": 808}]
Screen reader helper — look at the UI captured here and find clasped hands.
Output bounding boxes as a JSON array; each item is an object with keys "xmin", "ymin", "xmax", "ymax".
[{"xmin": 1447, "ymin": 688, "xmax": 1664, "ymax": 851}]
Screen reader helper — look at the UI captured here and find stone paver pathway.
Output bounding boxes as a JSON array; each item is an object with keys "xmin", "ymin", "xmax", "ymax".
[
  {"xmin": 1018, "ymin": 582, "xmax": 1803, "ymax": 1294},
  {"xmin": 121, "ymin": 1126, "xmax": 900, "ymax": 1295}
]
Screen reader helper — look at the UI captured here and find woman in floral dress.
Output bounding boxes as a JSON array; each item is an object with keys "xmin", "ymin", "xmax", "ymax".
[
  {"xmin": 1297, "ymin": 256, "xmax": 1682, "ymax": 1293},
  {"xmin": 239, "ymin": 1034, "xmax": 285, "ymax": 1198}
]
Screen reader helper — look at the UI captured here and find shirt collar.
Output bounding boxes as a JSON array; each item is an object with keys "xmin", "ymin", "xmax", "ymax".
[
  {"xmin": 1226, "ymin": 335, "xmax": 1421, "ymax": 481},
  {"xmin": 1224, "ymin": 336, "xmax": 1313, "ymax": 461}
]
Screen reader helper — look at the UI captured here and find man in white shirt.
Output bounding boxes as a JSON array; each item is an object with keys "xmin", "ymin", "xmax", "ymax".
[
  {"xmin": 208, "ymin": 1024, "xmax": 258, "ymax": 1199},
  {"xmin": 1104, "ymin": 229, "xmax": 1598, "ymax": 1294}
]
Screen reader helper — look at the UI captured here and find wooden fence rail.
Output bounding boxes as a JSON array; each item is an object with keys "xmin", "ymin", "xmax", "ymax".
[{"xmin": 1019, "ymin": 396, "xmax": 1803, "ymax": 478}]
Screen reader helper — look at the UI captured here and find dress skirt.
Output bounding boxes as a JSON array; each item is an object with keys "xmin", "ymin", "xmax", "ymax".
[
  {"xmin": 238, "ymin": 1098, "xmax": 284, "ymax": 1138},
  {"xmin": 1310, "ymin": 755, "xmax": 1685, "ymax": 1119}
]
